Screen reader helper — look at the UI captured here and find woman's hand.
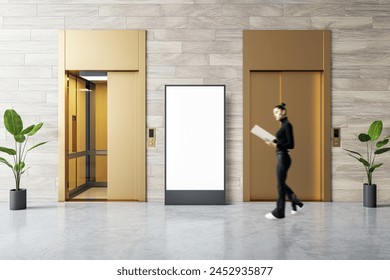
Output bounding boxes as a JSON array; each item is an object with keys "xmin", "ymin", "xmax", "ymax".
[{"xmin": 265, "ymin": 141, "xmax": 276, "ymax": 148}]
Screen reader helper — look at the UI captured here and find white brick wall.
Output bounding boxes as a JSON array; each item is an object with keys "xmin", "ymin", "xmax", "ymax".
[{"xmin": 0, "ymin": 0, "xmax": 390, "ymax": 202}]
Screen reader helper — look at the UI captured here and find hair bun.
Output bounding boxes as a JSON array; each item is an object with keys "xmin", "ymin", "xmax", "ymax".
[{"xmin": 274, "ymin": 103, "xmax": 287, "ymax": 110}]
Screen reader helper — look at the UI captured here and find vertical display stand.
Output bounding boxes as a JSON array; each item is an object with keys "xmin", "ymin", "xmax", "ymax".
[{"xmin": 165, "ymin": 85, "xmax": 226, "ymax": 205}]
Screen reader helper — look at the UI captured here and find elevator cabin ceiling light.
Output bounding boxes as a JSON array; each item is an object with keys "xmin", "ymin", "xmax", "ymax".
[{"xmin": 79, "ymin": 71, "xmax": 107, "ymax": 81}]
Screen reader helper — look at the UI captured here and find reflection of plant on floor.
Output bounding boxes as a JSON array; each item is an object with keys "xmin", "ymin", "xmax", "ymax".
[
  {"xmin": 0, "ymin": 109, "xmax": 47, "ymax": 190},
  {"xmin": 344, "ymin": 120, "xmax": 390, "ymax": 185}
]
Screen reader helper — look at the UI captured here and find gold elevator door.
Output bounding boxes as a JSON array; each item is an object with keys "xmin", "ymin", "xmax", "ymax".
[{"xmin": 250, "ymin": 71, "xmax": 322, "ymax": 201}]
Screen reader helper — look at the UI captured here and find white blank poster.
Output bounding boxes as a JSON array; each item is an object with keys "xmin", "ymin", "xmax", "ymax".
[{"xmin": 166, "ymin": 85, "xmax": 225, "ymax": 191}]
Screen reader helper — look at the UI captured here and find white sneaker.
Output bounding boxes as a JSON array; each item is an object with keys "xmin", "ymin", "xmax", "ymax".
[
  {"xmin": 291, "ymin": 204, "xmax": 304, "ymax": 215},
  {"xmin": 265, "ymin": 213, "xmax": 278, "ymax": 220}
]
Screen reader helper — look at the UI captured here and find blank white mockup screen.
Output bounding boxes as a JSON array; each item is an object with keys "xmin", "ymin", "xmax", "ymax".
[{"xmin": 166, "ymin": 86, "xmax": 225, "ymax": 191}]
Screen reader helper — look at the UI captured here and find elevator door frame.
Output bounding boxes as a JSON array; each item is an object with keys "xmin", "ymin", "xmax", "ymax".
[
  {"xmin": 243, "ymin": 30, "xmax": 331, "ymax": 202},
  {"xmin": 58, "ymin": 30, "xmax": 146, "ymax": 202}
]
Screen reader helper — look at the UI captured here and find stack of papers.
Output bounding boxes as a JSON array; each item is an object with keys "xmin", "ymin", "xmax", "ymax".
[{"xmin": 251, "ymin": 125, "xmax": 275, "ymax": 142}]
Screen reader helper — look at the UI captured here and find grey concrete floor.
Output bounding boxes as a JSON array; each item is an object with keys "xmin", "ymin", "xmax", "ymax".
[{"xmin": 0, "ymin": 201, "xmax": 389, "ymax": 260}]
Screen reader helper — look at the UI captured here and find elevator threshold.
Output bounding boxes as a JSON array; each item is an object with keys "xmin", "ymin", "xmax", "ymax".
[
  {"xmin": 72, "ymin": 187, "xmax": 107, "ymax": 200},
  {"xmin": 70, "ymin": 188, "xmax": 140, "ymax": 201}
]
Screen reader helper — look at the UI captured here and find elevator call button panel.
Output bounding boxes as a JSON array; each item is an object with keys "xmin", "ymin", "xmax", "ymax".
[
  {"xmin": 333, "ymin": 128, "xmax": 340, "ymax": 147},
  {"xmin": 148, "ymin": 128, "xmax": 156, "ymax": 147}
]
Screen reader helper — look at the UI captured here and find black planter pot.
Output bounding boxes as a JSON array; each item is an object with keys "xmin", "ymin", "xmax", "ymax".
[
  {"xmin": 363, "ymin": 184, "xmax": 376, "ymax": 208},
  {"xmin": 10, "ymin": 189, "xmax": 27, "ymax": 210}
]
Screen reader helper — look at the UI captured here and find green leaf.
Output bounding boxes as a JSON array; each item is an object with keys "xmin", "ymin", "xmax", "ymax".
[
  {"xmin": 28, "ymin": 123, "xmax": 43, "ymax": 136},
  {"xmin": 0, "ymin": 146, "xmax": 16, "ymax": 155},
  {"xmin": 21, "ymin": 125, "xmax": 35, "ymax": 135},
  {"xmin": 368, "ymin": 120, "xmax": 383, "ymax": 141},
  {"xmin": 27, "ymin": 141, "xmax": 47, "ymax": 152},
  {"xmin": 14, "ymin": 162, "xmax": 25, "ymax": 172},
  {"xmin": 347, "ymin": 154, "xmax": 360, "ymax": 161},
  {"xmin": 0, "ymin": 157, "xmax": 13, "ymax": 169},
  {"xmin": 4, "ymin": 109, "xmax": 23, "ymax": 136},
  {"xmin": 344, "ymin": 149, "xmax": 363, "ymax": 158},
  {"xmin": 374, "ymin": 147, "xmax": 390, "ymax": 155},
  {"xmin": 369, "ymin": 163, "xmax": 383, "ymax": 173},
  {"xmin": 347, "ymin": 154, "xmax": 370, "ymax": 169},
  {"xmin": 21, "ymin": 166, "xmax": 30, "ymax": 174},
  {"xmin": 358, "ymin": 133, "xmax": 371, "ymax": 142},
  {"xmin": 376, "ymin": 139, "xmax": 389, "ymax": 148},
  {"xmin": 14, "ymin": 134, "xmax": 26, "ymax": 143},
  {"xmin": 359, "ymin": 158, "xmax": 370, "ymax": 167}
]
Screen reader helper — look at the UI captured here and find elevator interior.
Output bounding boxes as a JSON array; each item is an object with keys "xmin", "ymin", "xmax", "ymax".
[{"xmin": 67, "ymin": 72, "xmax": 107, "ymax": 200}]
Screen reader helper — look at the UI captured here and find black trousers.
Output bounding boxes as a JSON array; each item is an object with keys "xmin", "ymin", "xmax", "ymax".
[{"xmin": 272, "ymin": 151, "xmax": 297, "ymax": 218}]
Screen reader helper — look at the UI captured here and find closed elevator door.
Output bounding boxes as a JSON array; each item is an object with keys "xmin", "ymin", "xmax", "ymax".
[{"xmin": 250, "ymin": 71, "xmax": 322, "ymax": 201}]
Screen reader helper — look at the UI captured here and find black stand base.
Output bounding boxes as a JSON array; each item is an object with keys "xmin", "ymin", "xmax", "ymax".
[{"xmin": 165, "ymin": 190, "xmax": 225, "ymax": 205}]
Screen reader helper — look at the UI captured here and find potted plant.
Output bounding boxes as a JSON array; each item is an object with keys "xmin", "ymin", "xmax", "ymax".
[
  {"xmin": 0, "ymin": 109, "xmax": 46, "ymax": 210},
  {"xmin": 344, "ymin": 120, "xmax": 390, "ymax": 207}
]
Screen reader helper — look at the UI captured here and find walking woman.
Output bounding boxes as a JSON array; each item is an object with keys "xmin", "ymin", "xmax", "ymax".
[{"xmin": 265, "ymin": 103, "xmax": 304, "ymax": 220}]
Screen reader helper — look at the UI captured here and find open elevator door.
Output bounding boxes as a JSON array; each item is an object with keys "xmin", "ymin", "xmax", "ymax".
[
  {"xmin": 107, "ymin": 72, "xmax": 145, "ymax": 200},
  {"xmin": 59, "ymin": 30, "xmax": 146, "ymax": 201}
]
